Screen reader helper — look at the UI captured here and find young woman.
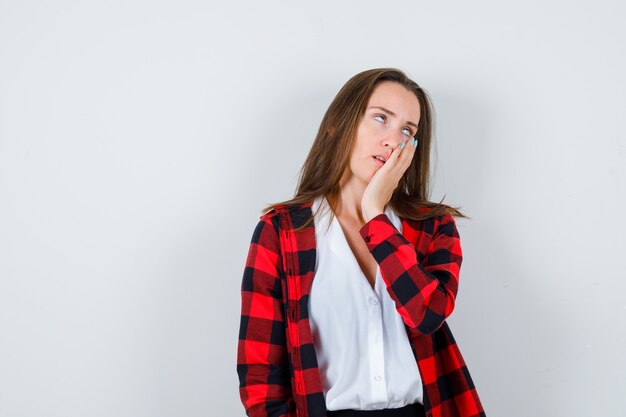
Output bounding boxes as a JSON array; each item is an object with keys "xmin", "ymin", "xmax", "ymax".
[{"xmin": 237, "ymin": 68, "xmax": 486, "ymax": 417}]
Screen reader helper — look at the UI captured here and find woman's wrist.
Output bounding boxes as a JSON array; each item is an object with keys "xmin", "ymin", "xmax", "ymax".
[{"xmin": 362, "ymin": 207, "xmax": 384, "ymax": 223}]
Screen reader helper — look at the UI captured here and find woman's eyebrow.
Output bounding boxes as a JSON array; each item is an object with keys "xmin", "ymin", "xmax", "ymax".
[{"xmin": 368, "ymin": 106, "xmax": 418, "ymax": 129}]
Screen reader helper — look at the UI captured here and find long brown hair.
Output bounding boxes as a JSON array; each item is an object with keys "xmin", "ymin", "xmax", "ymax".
[{"xmin": 262, "ymin": 67, "xmax": 469, "ymax": 231}]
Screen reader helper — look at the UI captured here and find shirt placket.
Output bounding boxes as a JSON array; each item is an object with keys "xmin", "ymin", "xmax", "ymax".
[{"xmin": 362, "ymin": 271, "xmax": 388, "ymax": 408}]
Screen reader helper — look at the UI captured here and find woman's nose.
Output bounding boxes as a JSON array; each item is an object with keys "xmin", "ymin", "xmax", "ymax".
[{"xmin": 384, "ymin": 131, "xmax": 408, "ymax": 148}]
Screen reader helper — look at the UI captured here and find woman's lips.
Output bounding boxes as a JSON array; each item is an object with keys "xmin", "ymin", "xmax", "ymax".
[{"xmin": 373, "ymin": 156, "xmax": 384, "ymax": 167}]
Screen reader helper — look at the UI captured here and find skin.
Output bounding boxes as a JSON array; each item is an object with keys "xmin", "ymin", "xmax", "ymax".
[{"xmin": 336, "ymin": 80, "xmax": 421, "ymax": 225}]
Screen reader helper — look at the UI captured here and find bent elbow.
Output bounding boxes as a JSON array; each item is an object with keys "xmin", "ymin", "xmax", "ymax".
[{"xmin": 405, "ymin": 296, "xmax": 456, "ymax": 336}]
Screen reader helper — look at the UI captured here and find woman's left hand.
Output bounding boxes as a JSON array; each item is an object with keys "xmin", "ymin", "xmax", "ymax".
[{"xmin": 361, "ymin": 137, "xmax": 417, "ymax": 222}]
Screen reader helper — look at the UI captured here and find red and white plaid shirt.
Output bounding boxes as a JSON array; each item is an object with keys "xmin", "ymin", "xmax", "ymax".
[{"xmin": 237, "ymin": 200, "xmax": 486, "ymax": 417}]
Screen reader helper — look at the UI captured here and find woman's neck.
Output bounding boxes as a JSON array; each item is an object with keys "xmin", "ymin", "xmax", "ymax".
[{"xmin": 336, "ymin": 176, "xmax": 367, "ymax": 224}]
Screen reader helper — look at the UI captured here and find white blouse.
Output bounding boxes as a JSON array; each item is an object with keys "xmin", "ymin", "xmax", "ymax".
[{"xmin": 308, "ymin": 196, "xmax": 424, "ymax": 411}]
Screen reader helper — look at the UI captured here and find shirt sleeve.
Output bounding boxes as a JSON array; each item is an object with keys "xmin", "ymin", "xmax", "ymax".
[
  {"xmin": 237, "ymin": 215, "xmax": 297, "ymax": 417},
  {"xmin": 358, "ymin": 212, "xmax": 462, "ymax": 335}
]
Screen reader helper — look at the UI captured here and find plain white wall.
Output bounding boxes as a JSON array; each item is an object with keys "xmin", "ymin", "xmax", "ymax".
[{"xmin": 1, "ymin": 1, "xmax": 624, "ymax": 416}]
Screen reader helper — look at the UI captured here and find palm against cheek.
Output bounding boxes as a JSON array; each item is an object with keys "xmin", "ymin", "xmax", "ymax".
[{"xmin": 362, "ymin": 139, "xmax": 416, "ymax": 216}]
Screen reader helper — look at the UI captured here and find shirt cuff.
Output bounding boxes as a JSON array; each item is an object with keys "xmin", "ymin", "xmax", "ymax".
[{"xmin": 358, "ymin": 213, "xmax": 399, "ymax": 248}]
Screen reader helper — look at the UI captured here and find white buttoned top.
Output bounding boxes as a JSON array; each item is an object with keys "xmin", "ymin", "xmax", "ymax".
[{"xmin": 308, "ymin": 196, "xmax": 424, "ymax": 412}]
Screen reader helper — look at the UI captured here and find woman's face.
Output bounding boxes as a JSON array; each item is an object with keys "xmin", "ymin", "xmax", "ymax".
[{"xmin": 345, "ymin": 81, "xmax": 421, "ymax": 185}]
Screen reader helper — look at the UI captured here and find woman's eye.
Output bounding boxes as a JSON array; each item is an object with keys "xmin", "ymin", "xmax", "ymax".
[{"xmin": 374, "ymin": 114, "xmax": 412, "ymax": 136}]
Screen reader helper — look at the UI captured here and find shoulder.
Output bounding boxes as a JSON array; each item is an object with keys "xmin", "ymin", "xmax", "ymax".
[
  {"xmin": 259, "ymin": 208, "xmax": 281, "ymax": 223},
  {"xmin": 400, "ymin": 211, "xmax": 458, "ymax": 238},
  {"xmin": 259, "ymin": 200, "xmax": 315, "ymax": 224},
  {"xmin": 436, "ymin": 213, "xmax": 459, "ymax": 235}
]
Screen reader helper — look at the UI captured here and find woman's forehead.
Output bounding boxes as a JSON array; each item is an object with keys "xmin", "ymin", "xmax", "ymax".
[{"xmin": 366, "ymin": 83, "xmax": 421, "ymax": 122}]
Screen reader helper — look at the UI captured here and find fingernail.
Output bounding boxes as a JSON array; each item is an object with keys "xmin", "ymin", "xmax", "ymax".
[
  {"xmin": 412, "ymin": 137, "xmax": 418, "ymax": 147},
  {"xmin": 400, "ymin": 142, "xmax": 406, "ymax": 150}
]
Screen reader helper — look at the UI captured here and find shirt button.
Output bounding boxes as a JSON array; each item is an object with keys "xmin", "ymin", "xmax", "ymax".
[
  {"xmin": 369, "ymin": 298, "xmax": 378, "ymax": 305},
  {"xmin": 374, "ymin": 375, "xmax": 382, "ymax": 381},
  {"xmin": 364, "ymin": 236, "xmax": 371, "ymax": 242}
]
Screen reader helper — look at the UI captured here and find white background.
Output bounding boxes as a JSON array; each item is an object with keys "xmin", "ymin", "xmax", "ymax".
[{"xmin": 1, "ymin": 1, "xmax": 625, "ymax": 416}]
